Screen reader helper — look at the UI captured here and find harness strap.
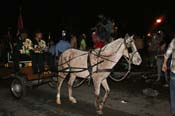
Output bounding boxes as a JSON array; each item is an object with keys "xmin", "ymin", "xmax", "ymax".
[
  {"xmin": 58, "ymin": 52, "xmax": 89, "ymax": 66},
  {"xmin": 57, "ymin": 59, "xmax": 104, "ymax": 73},
  {"xmin": 87, "ymin": 50, "xmax": 92, "ymax": 86},
  {"xmin": 95, "ymin": 68, "xmax": 114, "ymax": 73}
]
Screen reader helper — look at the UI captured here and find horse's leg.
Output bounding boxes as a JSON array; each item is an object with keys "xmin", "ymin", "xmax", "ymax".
[
  {"xmin": 93, "ymin": 79, "xmax": 103, "ymax": 115},
  {"xmin": 56, "ymin": 73, "xmax": 66, "ymax": 105},
  {"xmin": 101, "ymin": 79, "xmax": 110, "ymax": 109},
  {"xmin": 68, "ymin": 74, "xmax": 77, "ymax": 103}
]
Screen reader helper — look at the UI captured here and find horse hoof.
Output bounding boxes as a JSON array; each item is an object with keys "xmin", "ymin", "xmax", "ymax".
[
  {"xmin": 99, "ymin": 104, "xmax": 103, "ymax": 110},
  {"xmin": 72, "ymin": 100, "xmax": 77, "ymax": 104},
  {"xmin": 69, "ymin": 97, "xmax": 77, "ymax": 104},
  {"xmin": 56, "ymin": 99, "xmax": 61, "ymax": 105},
  {"xmin": 96, "ymin": 110, "xmax": 103, "ymax": 115}
]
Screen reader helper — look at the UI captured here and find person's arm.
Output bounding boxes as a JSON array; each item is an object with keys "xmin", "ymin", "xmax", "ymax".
[
  {"xmin": 162, "ymin": 39, "xmax": 175, "ymax": 72},
  {"xmin": 162, "ymin": 56, "xmax": 168, "ymax": 72}
]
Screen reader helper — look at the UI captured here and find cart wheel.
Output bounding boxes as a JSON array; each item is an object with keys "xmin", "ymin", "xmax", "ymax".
[{"xmin": 10, "ymin": 77, "xmax": 26, "ymax": 99}]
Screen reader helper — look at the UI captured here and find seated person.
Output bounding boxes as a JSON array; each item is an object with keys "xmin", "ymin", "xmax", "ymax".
[
  {"xmin": 30, "ymin": 30, "xmax": 46, "ymax": 74},
  {"xmin": 13, "ymin": 31, "xmax": 31, "ymax": 72}
]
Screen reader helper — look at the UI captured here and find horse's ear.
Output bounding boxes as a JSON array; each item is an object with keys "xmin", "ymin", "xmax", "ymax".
[
  {"xmin": 124, "ymin": 33, "xmax": 129, "ymax": 39},
  {"xmin": 131, "ymin": 34, "xmax": 135, "ymax": 39}
]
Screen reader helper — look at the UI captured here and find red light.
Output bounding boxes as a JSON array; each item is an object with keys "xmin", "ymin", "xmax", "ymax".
[
  {"xmin": 156, "ymin": 18, "xmax": 162, "ymax": 23},
  {"xmin": 155, "ymin": 16, "xmax": 164, "ymax": 25}
]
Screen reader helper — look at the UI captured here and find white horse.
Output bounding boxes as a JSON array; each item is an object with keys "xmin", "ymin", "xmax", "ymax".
[{"xmin": 56, "ymin": 35, "xmax": 142, "ymax": 114}]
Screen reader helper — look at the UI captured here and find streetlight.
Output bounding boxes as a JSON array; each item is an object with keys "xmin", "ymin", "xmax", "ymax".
[
  {"xmin": 147, "ymin": 16, "xmax": 164, "ymax": 37},
  {"xmin": 156, "ymin": 18, "xmax": 162, "ymax": 24},
  {"xmin": 154, "ymin": 16, "xmax": 164, "ymax": 25}
]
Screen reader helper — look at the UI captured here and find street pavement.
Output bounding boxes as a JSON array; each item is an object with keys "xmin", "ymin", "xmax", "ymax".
[
  {"xmin": 0, "ymin": 73, "xmax": 172, "ymax": 116},
  {"xmin": 0, "ymin": 79, "xmax": 135, "ymax": 116}
]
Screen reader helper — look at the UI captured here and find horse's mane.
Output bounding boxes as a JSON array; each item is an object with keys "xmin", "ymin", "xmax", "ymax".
[{"xmin": 94, "ymin": 38, "xmax": 124, "ymax": 56}]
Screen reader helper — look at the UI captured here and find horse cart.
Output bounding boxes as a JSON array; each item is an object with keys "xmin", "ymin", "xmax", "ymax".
[
  {"xmin": 0, "ymin": 52, "xmax": 58, "ymax": 99},
  {"xmin": 0, "ymin": 35, "xmax": 142, "ymax": 114}
]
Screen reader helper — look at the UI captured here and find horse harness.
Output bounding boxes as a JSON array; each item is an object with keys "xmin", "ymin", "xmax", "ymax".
[{"xmin": 58, "ymin": 39, "xmax": 135, "ymax": 87}]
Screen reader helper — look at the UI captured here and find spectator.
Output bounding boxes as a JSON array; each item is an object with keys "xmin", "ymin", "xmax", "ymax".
[
  {"xmin": 92, "ymin": 31, "xmax": 98, "ymax": 48},
  {"xmin": 105, "ymin": 18, "xmax": 113, "ymax": 39},
  {"xmin": 156, "ymin": 40, "xmax": 169, "ymax": 86},
  {"xmin": 148, "ymin": 33, "xmax": 158, "ymax": 68},
  {"xmin": 79, "ymin": 33, "xmax": 87, "ymax": 51},
  {"xmin": 70, "ymin": 33, "xmax": 78, "ymax": 49},
  {"xmin": 96, "ymin": 24, "xmax": 107, "ymax": 42},
  {"xmin": 55, "ymin": 30, "xmax": 71, "ymax": 58},
  {"xmin": 162, "ymin": 36, "xmax": 175, "ymax": 116},
  {"xmin": 94, "ymin": 37, "xmax": 104, "ymax": 49}
]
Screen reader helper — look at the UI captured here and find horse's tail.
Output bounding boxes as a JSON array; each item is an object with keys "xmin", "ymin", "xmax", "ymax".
[{"xmin": 58, "ymin": 54, "xmax": 65, "ymax": 71}]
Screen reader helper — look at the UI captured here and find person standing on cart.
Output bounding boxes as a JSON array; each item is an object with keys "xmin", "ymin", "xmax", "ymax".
[{"xmin": 31, "ymin": 30, "xmax": 46, "ymax": 74}]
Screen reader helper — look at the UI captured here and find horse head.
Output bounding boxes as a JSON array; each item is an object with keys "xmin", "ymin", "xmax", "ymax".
[{"xmin": 124, "ymin": 34, "xmax": 142, "ymax": 65}]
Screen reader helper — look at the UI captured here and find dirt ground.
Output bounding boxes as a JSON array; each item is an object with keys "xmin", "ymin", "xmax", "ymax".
[
  {"xmin": 0, "ymin": 79, "xmax": 135, "ymax": 116},
  {"xmin": 0, "ymin": 73, "xmax": 171, "ymax": 116},
  {"xmin": 0, "ymin": 59, "xmax": 172, "ymax": 116}
]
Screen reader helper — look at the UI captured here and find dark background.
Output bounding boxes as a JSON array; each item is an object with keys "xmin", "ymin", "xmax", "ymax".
[{"xmin": 0, "ymin": 0, "xmax": 174, "ymax": 37}]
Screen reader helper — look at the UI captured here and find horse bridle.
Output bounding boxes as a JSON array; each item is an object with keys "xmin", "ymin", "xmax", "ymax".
[
  {"xmin": 108, "ymin": 38, "xmax": 138, "ymax": 82},
  {"xmin": 124, "ymin": 38, "xmax": 138, "ymax": 64}
]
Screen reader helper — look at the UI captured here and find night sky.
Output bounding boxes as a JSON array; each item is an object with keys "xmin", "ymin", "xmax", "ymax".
[{"xmin": 0, "ymin": 0, "xmax": 174, "ymax": 36}]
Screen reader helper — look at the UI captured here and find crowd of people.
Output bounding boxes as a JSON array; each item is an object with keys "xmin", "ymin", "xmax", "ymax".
[
  {"xmin": 147, "ymin": 30, "xmax": 169, "ymax": 85},
  {"xmin": 2, "ymin": 14, "xmax": 118, "ymax": 75},
  {"xmin": 12, "ymin": 30, "xmax": 75, "ymax": 74},
  {"xmin": 91, "ymin": 14, "xmax": 118, "ymax": 48}
]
